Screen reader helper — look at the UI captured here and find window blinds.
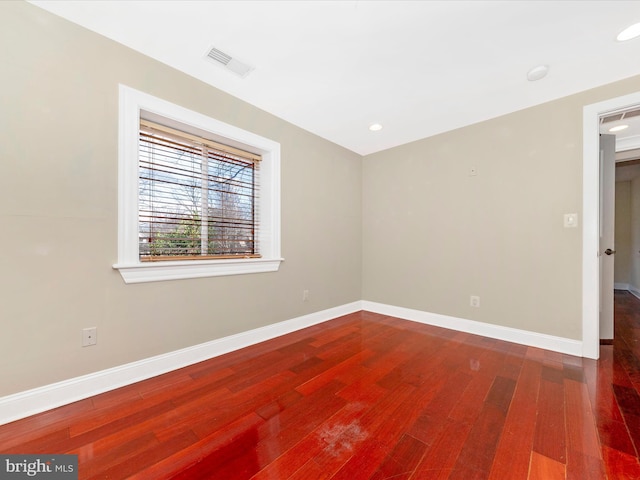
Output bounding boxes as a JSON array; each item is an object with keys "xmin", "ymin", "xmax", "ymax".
[{"xmin": 138, "ymin": 120, "xmax": 260, "ymax": 261}]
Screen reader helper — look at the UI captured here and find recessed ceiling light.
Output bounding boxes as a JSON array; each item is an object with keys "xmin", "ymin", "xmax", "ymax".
[
  {"xmin": 617, "ymin": 22, "xmax": 640, "ymax": 41},
  {"xmin": 609, "ymin": 124, "xmax": 629, "ymax": 132},
  {"xmin": 527, "ymin": 65, "xmax": 549, "ymax": 82},
  {"xmin": 369, "ymin": 123, "xmax": 383, "ymax": 132}
]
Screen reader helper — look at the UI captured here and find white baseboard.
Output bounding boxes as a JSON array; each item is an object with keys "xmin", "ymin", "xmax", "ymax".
[
  {"xmin": 0, "ymin": 301, "xmax": 363, "ymax": 426},
  {"xmin": 362, "ymin": 301, "xmax": 583, "ymax": 357},
  {"xmin": 629, "ymin": 285, "xmax": 640, "ymax": 301},
  {"xmin": 615, "ymin": 283, "xmax": 630, "ymax": 291},
  {"xmin": 0, "ymin": 299, "xmax": 586, "ymax": 426}
]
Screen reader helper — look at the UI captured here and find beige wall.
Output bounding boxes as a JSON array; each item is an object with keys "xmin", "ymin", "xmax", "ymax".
[
  {"xmin": 5, "ymin": 1, "xmax": 640, "ymax": 399},
  {"xmin": 631, "ymin": 177, "xmax": 640, "ymax": 292},
  {"xmin": 0, "ymin": 2, "xmax": 362, "ymax": 397},
  {"xmin": 615, "ymin": 181, "xmax": 632, "ymax": 286},
  {"xmin": 619, "ymin": 176, "xmax": 640, "ymax": 293},
  {"xmin": 362, "ymin": 76, "xmax": 640, "ymax": 340}
]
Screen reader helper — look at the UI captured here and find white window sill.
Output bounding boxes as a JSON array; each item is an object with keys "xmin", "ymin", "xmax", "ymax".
[{"xmin": 113, "ymin": 257, "xmax": 284, "ymax": 284}]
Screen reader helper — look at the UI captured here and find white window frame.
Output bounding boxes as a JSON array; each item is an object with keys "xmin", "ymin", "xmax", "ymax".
[{"xmin": 113, "ymin": 85, "xmax": 282, "ymax": 284}]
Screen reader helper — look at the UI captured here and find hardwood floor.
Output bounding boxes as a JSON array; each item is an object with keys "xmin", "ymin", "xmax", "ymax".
[{"xmin": 2, "ymin": 293, "xmax": 640, "ymax": 479}]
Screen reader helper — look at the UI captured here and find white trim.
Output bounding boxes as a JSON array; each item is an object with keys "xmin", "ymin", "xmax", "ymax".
[
  {"xmin": 362, "ymin": 301, "xmax": 583, "ymax": 357},
  {"xmin": 614, "ymin": 282, "xmax": 630, "ymax": 291},
  {"xmin": 115, "ymin": 85, "xmax": 282, "ymax": 283},
  {"xmin": 583, "ymin": 91, "xmax": 640, "ymax": 360},
  {"xmin": 0, "ymin": 301, "xmax": 363, "ymax": 426},
  {"xmin": 113, "ymin": 258, "xmax": 284, "ymax": 284},
  {"xmin": 617, "ymin": 135, "xmax": 640, "ymax": 153},
  {"xmin": 1, "ymin": 299, "xmax": 596, "ymax": 425},
  {"xmin": 630, "ymin": 285, "xmax": 640, "ymax": 301}
]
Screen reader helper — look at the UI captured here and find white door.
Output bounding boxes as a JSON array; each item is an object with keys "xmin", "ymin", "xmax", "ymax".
[{"xmin": 600, "ymin": 133, "xmax": 616, "ymax": 340}]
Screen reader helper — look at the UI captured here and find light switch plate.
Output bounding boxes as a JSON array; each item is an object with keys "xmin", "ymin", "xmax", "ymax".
[{"xmin": 564, "ymin": 213, "xmax": 578, "ymax": 228}]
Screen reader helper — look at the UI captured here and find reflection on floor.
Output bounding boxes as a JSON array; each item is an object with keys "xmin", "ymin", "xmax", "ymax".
[{"xmin": 1, "ymin": 294, "xmax": 640, "ymax": 478}]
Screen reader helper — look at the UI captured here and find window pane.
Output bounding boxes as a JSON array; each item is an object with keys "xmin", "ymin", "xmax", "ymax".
[
  {"xmin": 139, "ymin": 128, "xmax": 257, "ymax": 260},
  {"xmin": 206, "ymin": 152, "xmax": 256, "ymax": 255}
]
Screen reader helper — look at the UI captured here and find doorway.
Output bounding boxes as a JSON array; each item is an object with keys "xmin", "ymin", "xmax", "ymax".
[
  {"xmin": 612, "ymin": 159, "xmax": 640, "ymax": 296},
  {"xmin": 583, "ymin": 92, "xmax": 640, "ymax": 359}
]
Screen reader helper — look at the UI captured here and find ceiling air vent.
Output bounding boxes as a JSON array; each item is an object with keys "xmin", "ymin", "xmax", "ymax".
[
  {"xmin": 601, "ymin": 113, "xmax": 624, "ymax": 123},
  {"xmin": 205, "ymin": 46, "xmax": 254, "ymax": 78},
  {"xmin": 623, "ymin": 109, "xmax": 640, "ymax": 119},
  {"xmin": 601, "ymin": 108, "xmax": 640, "ymax": 124}
]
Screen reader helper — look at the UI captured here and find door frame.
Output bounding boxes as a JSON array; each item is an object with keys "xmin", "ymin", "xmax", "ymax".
[{"xmin": 583, "ymin": 91, "xmax": 640, "ymax": 359}]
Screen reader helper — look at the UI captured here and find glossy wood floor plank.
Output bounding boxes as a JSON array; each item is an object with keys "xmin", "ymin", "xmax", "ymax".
[
  {"xmin": 528, "ymin": 451, "xmax": 566, "ymax": 480},
  {"xmin": 488, "ymin": 359, "xmax": 541, "ymax": 480},
  {"xmin": 4, "ymin": 295, "xmax": 640, "ymax": 478},
  {"xmin": 564, "ymin": 378, "xmax": 601, "ymax": 459},
  {"xmin": 533, "ymin": 376, "xmax": 567, "ymax": 463}
]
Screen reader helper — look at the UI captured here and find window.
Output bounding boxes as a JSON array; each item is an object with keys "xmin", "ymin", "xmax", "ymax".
[
  {"xmin": 139, "ymin": 120, "xmax": 260, "ymax": 261},
  {"xmin": 114, "ymin": 85, "xmax": 282, "ymax": 283}
]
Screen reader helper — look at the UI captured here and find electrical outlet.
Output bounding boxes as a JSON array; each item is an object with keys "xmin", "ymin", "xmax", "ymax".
[
  {"xmin": 82, "ymin": 327, "xmax": 97, "ymax": 347},
  {"xmin": 470, "ymin": 296, "xmax": 480, "ymax": 308},
  {"xmin": 302, "ymin": 289, "xmax": 310, "ymax": 302}
]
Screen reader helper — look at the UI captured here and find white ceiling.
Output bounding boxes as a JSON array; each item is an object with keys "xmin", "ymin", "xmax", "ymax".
[{"xmin": 29, "ymin": 0, "xmax": 640, "ymax": 156}]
